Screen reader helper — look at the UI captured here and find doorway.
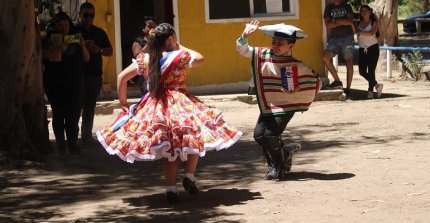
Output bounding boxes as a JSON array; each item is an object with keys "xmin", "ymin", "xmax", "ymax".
[{"xmin": 119, "ymin": 0, "xmax": 174, "ymax": 69}]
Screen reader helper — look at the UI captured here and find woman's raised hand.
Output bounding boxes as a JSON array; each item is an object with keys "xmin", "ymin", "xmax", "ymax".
[
  {"xmin": 241, "ymin": 20, "xmax": 259, "ymax": 39},
  {"xmin": 120, "ymin": 102, "xmax": 129, "ymax": 113}
]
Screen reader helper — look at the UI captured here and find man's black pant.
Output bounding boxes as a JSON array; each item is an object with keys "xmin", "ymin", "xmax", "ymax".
[
  {"xmin": 253, "ymin": 112, "xmax": 295, "ymax": 148},
  {"xmin": 253, "ymin": 112, "xmax": 295, "ymax": 178},
  {"xmin": 81, "ymin": 75, "xmax": 102, "ymax": 140}
]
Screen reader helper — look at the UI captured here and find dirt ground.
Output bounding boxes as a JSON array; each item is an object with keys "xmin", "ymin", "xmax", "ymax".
[{"xmin": 1, "ymin": 66, "xmax": 430, "ymax": 222}]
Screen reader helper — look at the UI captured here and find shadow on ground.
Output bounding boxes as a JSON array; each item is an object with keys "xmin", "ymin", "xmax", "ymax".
[
  {"xmin": 284, "ymin": 172, "xmax": 355, "ymax": 181},
  {"xmin": 82, "ymin": 188, "xmax": 262, "ymax": 222},
  {"xmin": 347, "ymin": 88, "xmax": 407, "ymax": 101},
  {"xmin": 0, "ymin": 140, "xmax": 263, "ymax": 222},
  {"xmin": 0, "ymin": 121, "xmax": 381, "ymax": 222}
]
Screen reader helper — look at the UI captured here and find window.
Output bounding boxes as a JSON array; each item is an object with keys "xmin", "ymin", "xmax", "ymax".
[
  {"xmin": 253, "ymin": 0, "xmax": 290, "ymax": 14},
  {"xmin": 205, "ymin": 0, "xmax": 298, "ymax": 23}
]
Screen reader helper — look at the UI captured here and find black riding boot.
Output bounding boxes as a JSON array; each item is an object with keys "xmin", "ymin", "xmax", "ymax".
[
  {"xmin": 283, "ymin": 142, "xmax": 301, "ymax": 172},
  {"xmin": 265, "ymin": 136, "xmax": 285, "ymax": 180},
  {"xmin": 266, "ymin": 147, "xmax": 285, "ymax": 180},
  {"xmin": 262, "ymin": 148, "xmax": 275, "ymax": 180},
  {"xmin": 284, "ymin": 150, "xmax": 293, "ymax": 172}
]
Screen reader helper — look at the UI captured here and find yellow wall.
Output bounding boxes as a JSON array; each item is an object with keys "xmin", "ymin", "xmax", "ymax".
[
  {"xmin": 87, "ymin": 0, "xmax": 117, "ymax": 89},
  {"xmin": 91, "ymin": 0, "xmax": 325, "ymax": 88},
  {"xmin": 178, "ymin": 0, "xmax": 325, "ymax": 86}
]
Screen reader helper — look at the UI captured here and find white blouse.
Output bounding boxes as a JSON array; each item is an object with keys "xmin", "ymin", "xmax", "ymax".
[{"xmin": 358, "ymin": 22, "xmax": 378, "ymax": 49}]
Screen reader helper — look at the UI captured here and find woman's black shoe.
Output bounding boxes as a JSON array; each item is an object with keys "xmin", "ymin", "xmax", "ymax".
[
  {"xmin": 56, "ymin": 141, "xmax": 67, "ymax": 156},
  {"xmin": 166, "ymin": 191, "xmax": 179, "ymax": 204},
  {"xmin": 182, "ymin": 177, "xmax": 199, "ymax": 195}
]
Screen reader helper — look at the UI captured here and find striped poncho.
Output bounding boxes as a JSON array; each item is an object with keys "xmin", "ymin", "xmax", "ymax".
[{"xmin": 252, "ymin": 47, "xmax": 320, "ymax": 116}]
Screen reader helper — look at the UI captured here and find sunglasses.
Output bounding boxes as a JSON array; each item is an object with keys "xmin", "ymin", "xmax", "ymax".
[{"xmin": 83, "ymin": 13, "xmax": 95, "ymax": 18}]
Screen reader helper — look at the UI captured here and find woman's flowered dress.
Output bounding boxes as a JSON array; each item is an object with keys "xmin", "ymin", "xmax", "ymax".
[{"xmin": 97, "ymin": 50, "xmax": 242, "ymax": 162}]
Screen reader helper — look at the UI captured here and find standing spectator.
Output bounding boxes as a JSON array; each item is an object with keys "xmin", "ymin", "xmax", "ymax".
[
  {"xmin": 322, "ymin": 0, "xmax": 355, "ymax": 97},
  {"xmin": 356, "ymin": 5, "xmax": 383, "ymax": 99},
  {"xmin": 76, "ymin": 2, "xmax": 113, "ymax": 144},
  {"xmin": 132, "ymin": 16, "xmax": 157, "ymax": 96},
  {"xmin": 132, "ymin": 16, "xmax": 158, "ymax": 58},
  {"xmin": 42, "ymin": 12, "xmax": 90, "ymax": 155}
]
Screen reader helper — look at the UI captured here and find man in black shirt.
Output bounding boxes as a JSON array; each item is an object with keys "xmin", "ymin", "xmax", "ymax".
[
  {"xmin": 76, "ymin": 2, "xmax": 113, "ymax": 144},
  {"xmin": 322, "ymin": 0, "xmax": 355, "ymax": 96}
]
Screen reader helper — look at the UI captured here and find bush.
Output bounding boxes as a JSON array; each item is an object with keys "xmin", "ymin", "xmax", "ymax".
[
  {"xmin": 399, "ymin": 0, "xmax": 429, "ymax": 19},
  {"xmin": 401, "ymin": 51, "xmax": 425, "ymax": 81}
]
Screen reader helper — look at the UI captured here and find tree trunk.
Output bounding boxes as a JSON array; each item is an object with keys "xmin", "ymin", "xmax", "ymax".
[
  {"xmin": 0, "ymin": 1, "xmax": 51, "ymax": 160},
  {"xmin": 369, "ymin": 0, "xmax": 399, "ymax": 73},
  {"xmin": 370, "ymin": 0, "xmax": 399, "ymax": 46}
]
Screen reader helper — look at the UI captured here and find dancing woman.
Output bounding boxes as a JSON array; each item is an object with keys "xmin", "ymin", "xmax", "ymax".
[{"xmin": 97, "ymin": 23, "xmax": 242, "ymax": 203}]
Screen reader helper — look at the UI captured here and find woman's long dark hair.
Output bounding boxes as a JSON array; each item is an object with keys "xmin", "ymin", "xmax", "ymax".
[
  {"xmin": 360, "ymin": 5, "xmax": 377, "ymax": 22},
  {"xmin": 56, "ymin": 12, "xmax": 76, "ymax": 34},
  {"xmin": 47, "ymin": 12, "xmax": 76, "ymax": 35},
  {"xmin": 146, "ymin": 23, "xmax": 175, "ymax": 97}
]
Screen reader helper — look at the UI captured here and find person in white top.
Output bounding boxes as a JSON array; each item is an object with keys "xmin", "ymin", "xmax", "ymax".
[{"xmin": 356, "ymin": 5, "xmax": 383, "ymax": 99}]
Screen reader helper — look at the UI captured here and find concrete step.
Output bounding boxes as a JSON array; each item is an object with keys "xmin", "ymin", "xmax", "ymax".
[
  {"xmin": 46, "ymin": 90, "xmax": 344, "ymax": 118},
  {"xmin": 234, "ymin": 90, "xmax": 345, "ymax": 104}
]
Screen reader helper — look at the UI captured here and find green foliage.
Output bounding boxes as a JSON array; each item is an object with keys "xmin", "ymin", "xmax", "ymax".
[
  {"xmin": 343, "ymin": 0, "xmax": 429, "ymax": 19},
  {"xmin": 398, "ymin": 0, "xmax": 429, "ymax": 19},
  {"xmin": 346, "ymin": 0, "xmax": 374, "ymax": 12},
  {"xmin": 401, "ymin": 51, "xmax": 425, "ymax": 81},
  {"xmin": 36, "ymin": 0, "xmax": 63, "ymax": 31}
]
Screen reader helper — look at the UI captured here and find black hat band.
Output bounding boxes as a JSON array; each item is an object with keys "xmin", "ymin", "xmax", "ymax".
[{"xmin": 274, "ymin": 31, "xmax": 297, "ymax": 39}]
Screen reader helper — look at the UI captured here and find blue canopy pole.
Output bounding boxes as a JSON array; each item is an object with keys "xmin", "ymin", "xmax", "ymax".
[{"xmin": 354, "ymin": 45, "xmax": 430, "ymax": 51}]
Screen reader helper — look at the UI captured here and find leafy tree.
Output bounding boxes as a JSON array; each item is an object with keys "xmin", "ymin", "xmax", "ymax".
[
  {"xmin": 399, "ymin": 0, "xmax": 429, "ymax": 18},
  {"xmin": 346, "ymin": 0, "xmax": 374, "ymax": 11}
]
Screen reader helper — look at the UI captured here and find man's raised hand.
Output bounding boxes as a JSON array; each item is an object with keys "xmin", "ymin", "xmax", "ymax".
[{"xmin": 242, "ymin": 20, "xmax": 259, "ymax": 39}]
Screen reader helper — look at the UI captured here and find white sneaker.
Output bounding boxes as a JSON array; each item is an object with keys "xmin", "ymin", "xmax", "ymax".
[
  {"xmin": 375, "ymin": 84, "xmax": 383, "ymax": 98},
  {"xmin": 367, "ymin": 91, "xmax": 374, "ymax": 99}
]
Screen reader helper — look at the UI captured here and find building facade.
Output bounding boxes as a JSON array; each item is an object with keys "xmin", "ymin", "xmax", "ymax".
[{"xmin": 82, "ymin": 0, "xmax": 327, "ymax": 91}]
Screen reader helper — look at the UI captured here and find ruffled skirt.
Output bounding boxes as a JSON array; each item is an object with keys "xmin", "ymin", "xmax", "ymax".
[{"xmin": 97, "ymin": 89, "xmax": 242, "ymax": 163}]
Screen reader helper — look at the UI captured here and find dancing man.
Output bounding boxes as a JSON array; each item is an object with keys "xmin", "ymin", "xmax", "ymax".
[{"xmin": 237, "ymin": 21, "xmax": 320, "ymax": 180}]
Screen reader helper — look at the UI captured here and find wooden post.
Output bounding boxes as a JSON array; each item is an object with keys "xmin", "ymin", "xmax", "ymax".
[
  {"xmin": 416, "ymin": 20, "xmax": 422, "ymax": 33},
  {"xmin": 385, "ymin": 44, "xmax": 392, "ymax": 78}
]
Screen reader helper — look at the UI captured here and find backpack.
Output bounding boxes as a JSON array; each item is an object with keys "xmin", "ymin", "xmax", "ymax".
[{"xmin": 371, "ymin": 19, "xmax": 380, "ymax": 38}]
